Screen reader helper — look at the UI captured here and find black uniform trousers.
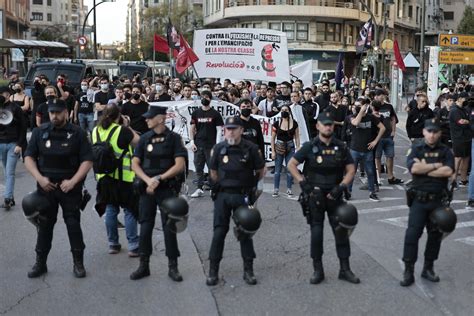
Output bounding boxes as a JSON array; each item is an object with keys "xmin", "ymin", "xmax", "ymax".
[
  {"xmin": 310, "ymin": 194, "xmax": 350, "ymax": 260},
  {"xmin": 36, "ymin": 185, "xmax": 85, "ymax": 254},
  {"xmin": 403, "ymin": 199, "xmax": 443, "ymax": 263},
  {"xmin": 138, "ymin": 186, "xmax": 180, "ymax": 258},
  {"xmin": 209, "ymin": 192, "xmax": 256, "ymax": 261}
]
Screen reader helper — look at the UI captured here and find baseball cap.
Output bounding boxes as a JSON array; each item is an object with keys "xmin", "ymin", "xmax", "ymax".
[
  {"xmin": 424, "ymin": 118, "xmax": 441, "ymax": 132},
  {"xmin": 318, "ymin": 112, "xmax": 334, "ymax": 125},
  {"xmin": 224, "ymin": 116, "xmax": 242, "ymax": 129},
  {"xmin": 48, "ymin": 99, "xmax": 67, "ymax": 112},
  {"xmin": 142, "ymin": 106, "xmax": 167, "ymax": 118}
]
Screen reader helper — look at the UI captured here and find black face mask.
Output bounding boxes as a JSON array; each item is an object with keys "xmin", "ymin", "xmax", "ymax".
[
  {"xmin": 281, "ymin": 111, "xmax": 289, "ymax": 118},
  {"xmin": 15, "ymin": 88, "xmax": 21, "ymax": 93},
  {"xmin": 46, "ymin": 95, "xmax": 55, "ymax": 102},
  {"xmin": 132, "ymin": 93, "xmax": 141, "ymax": 100},
  {"xmin": 124, "ymin": 92, "xmax": 132, "ymax": 99},
  {"xmin": 462, "ymin": 100, "xmax": 469, "ymax": 107},
  {"xmin": 201, "ymin": 98, "xmax": 211, "ymax": 107},
  {"xmin": 458, "ymin": 87, "xmax": 464, "ymax": 92},
  {"xmin": 241, "ymin": 108, "xmax": 251, "ymax": 117}
]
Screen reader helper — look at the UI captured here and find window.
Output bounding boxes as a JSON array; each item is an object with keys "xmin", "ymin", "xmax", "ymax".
[
  {"xmin": 269, "ymin": 22, "xmax": 281, "ymax": 31},
  {"xmin": 296, "ymin": 23, "xmax": 308, "ymax": 40},
  {"xmin": 408, "ymin": 5, "xmax": 413, "ymax": 18},
  {"xmin": 316, "ymin": 22, "xmax": 342, "ymax": 42},
  {"xmin": 444, "ymin": 11, "xmax": 454, "ymax": 20},
  {"xmin": 216, "ymin": 0, "xmax": 221, "ymax": 11},
  {"xmin": 32, "ymin": 12, "xmax": 43, "ymax": 21},
  {"xmin": 283, "ymin": 23, "xmax": 295, "ymax": 40},
  {"xmin": 33, "ymin": 0, "xmax": 43, "ymax": 5},
  {"xmin": 47, "ymin": 0, "xmax": 51, "ymax": 5},
  {"xmin": 47, "ymin": 13, "xmax": 52, "ymax": 21},
  {"xmin": 416, "ymin": 6, "xmax": 419, "ymax": 24},
  {"xmin": 316, "ymin": 22, "xmax": 326, "ymax": 41}
]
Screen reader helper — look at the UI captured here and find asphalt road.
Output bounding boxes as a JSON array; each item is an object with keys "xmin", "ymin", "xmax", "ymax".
[{"xmin": 1, "ymin": 113, "xmax": 473, "ymax": 315}]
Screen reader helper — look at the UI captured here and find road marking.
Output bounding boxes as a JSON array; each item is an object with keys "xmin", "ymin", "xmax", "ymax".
[
  {"xmin": 359, "ymin": 204, "xmax": 408, "ymax": 214},
  {"xmin": 394, "ymin": 164, "xmax": 409, "ymax": 175},
  {"xmin": 456, "ymin": 221, "xmax": 474, "ymax": 228},
  {"xmin": 379, "ymin": 208, "xmax": 474, "ymax": 228},
  {"xmin": 455, "ymin": 236, "xmax": 474, "ymax": 246},
  {"xmin": 351, "ymin": 197, "xmax": 405, "ymax": 205}
]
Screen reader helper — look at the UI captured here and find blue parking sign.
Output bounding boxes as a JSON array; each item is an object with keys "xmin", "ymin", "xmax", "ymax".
[{"xmin": 451, "ymin": 37, "xmax": 459, "ymax": 45}]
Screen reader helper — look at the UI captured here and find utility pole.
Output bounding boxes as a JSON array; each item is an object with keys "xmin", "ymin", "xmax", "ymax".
[
  {"xmin": 380, "ymin": 1, "xmax": 389, "ymax": 82},
  {"xmin": 93, "ymin": 0, "xmax": 98, "ymax": 59},
  {"xmin": 418, "ymin": 0, "xmax": 426, "ymax": 87}
]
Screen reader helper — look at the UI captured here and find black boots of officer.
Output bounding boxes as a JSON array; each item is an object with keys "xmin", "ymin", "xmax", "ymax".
[
  {"xmin": 28, "ymin": 251, "xmax": 48, "ymax": 278},
  {"xmin": 400, "ymin": 261, "xmax": 415, "ymax": 286},
  {"xmin": 421, "ymin": 260, "xmax": 440, "ymax": 282},
  {"xmin": 338, "ymin": 258, "xmax": 360, "ymax": 284},
  {"xmin": 168, "ymin": 258, "xmax": 183, "ymax": 282},
  {"xmin": 310, "ymin": 259, "xmax": 325, "ymax": 284},
  {"xmin": 72, "ymin": 250, "xmax": 86, "ymax": 278},
  {"xmin": 243, "ymin": 259, "xmax": 257, "ymax": 285},
  {"xmin": 206, "ymin": 260, "xmax": 220, "ymax": 286},
  {"xmin": 130, "ymin": 255, "xmax": 150, "ymax": 280}
]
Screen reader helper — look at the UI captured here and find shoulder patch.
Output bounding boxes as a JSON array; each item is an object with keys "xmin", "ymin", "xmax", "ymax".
[{"xmin": 406, "ymin": 148, "xmax": 412, "ymax": 156}]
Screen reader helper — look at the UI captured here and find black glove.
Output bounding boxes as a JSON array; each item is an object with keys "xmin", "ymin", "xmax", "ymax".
[
  {"xmin": 328, "ymin": 184, "xmax": 347, "ymax": 200},
  {"xmin": 210, "ymin": 183, "xmax": 220, "ymax": 201},
  {"xmin": 299, "ymin": 180, "xmax": 313, "ymax": 194}
]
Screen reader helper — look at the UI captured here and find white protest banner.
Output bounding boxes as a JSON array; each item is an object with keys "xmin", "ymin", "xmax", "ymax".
[
  {"xmin": 193, "ymin": 28, "xmax": 290, "ymax": 82},
  {"xmin": 150, "ymin": 100, "xmax": 310, "ymax": 171},
  {"xmin": 290, "ymin": 60, "xmax": 313, "ymax": 88}
]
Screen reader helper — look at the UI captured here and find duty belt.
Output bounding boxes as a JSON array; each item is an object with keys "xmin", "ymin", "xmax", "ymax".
[
  {"xmin": 220, "ymin": 187, "xmax": 250, "ymax": 194},
  {"xmin": 413, "ymin": 190, "xmax": 448, "ymax": 203}
]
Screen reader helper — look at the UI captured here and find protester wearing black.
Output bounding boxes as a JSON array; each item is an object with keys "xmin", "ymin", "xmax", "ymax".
[
  {"xmin": 206, "ymin": 116, "xmax": 265, "ymax": 286},
  {"xmin": 437, "ymin": 94, "xmax": 454, "ymax": 147},
  {"xmin": 240, "ymin": 99, "xmax": 265, "ymax": 155},
  {"xmin": 449, "ymin": 92, "xmax": 471, "ymax": 186},
  {"xmin": 24, "ymin": 99, "xmax": 93, "ymax": 278},
  {"xmin": 401, "ymin": 118, "xmax": 454, "ymax": 287},
  {"xmin": 314, "ymin": 83, "xmax": 331, "ymax": 112},
  {"xmin": 130, "ymin": 106, "xmax": 188, "ymax": 281},
  {"xmin": 190, "ymin": 95, "xmax": 224, "ymax": 198},
  {"xmin": 301, "ymin": 88, "xmax": 320, "ymax": 138},
  {"xmin": 406, "ymin": 95, "xmax": 435, "ymax": 143},
  {"xmin": 275, "ymin": 81, "xmax": 291, "ymax": 108},
  {"xmin": 288, "ymin": 112, "xmax": 359, "ymax": 285},
  {"xmin": 121, "ymin": 85, "xmax": 149, "ymax": 134},
  {"xmin": 324, "ymin": 92, "xmax": 347, "ymax": 139}
]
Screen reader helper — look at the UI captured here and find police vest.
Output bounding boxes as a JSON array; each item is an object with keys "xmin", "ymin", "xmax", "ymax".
[
  {"xmin": 217, "ymin": 142, "xmax": 255, "ymax": 188},
  {"xmin": 142, "ymin": 130, "xmax": 176, "ymax": 177},
  {"xmin": 37, "ymin": 124, "xmax": 80, "ymax": 179},
  {"xmin": 303, "ymin": 139, "xmax": 348, "ymax": 191},
  {"xmin": 410, "ymin": 143, "xmax": 450, "ymax": 192},
  {"xmin": 92, "ymin": 123, "xmax": 134, "ymax": 183}
]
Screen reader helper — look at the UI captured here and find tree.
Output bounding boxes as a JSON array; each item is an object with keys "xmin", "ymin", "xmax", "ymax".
[
  {"xmin": 135, "ymin": 2, "xmax": 203, "ymax": 61},
  {"xmin": 458, "ymin": 6, "xmax": 474, "ymax": 35}
]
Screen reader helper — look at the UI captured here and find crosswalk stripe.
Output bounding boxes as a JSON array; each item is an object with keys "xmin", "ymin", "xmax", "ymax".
[
  {"xmin": 378, "ymin": 208, "xmax": 474, "ymax": 228},
  {"xmin": 455, "ymin": 236, "xmax": 474, "ymax": 246},
  {"xmin": 360, "ymin": 200, "xmax": 468, "ymax": 215}
]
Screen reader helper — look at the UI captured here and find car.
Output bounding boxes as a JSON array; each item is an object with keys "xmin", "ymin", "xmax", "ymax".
[{"xmin": 312, "ymin": 69, "xmax": 336, "ymax": 88}]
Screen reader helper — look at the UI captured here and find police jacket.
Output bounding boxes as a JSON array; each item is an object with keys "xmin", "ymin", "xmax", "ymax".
[
  {"xmin": 0, "ymin": 100, "xmax": 27, "ymax": 149},
  {"xmin": 406, "ymin": 106, "xmax": 434, "ymax": 139},
  {"xmin": 133, "ymin": 127, "xmax": 187, "ymax": 178},
  {"xmin": 24, "ymin": 122, "xmax": 92, "ymax": 181},
  {"xmin": 210, "ymin": 139, "xmax": 265, "ymax": 189},
  {"xmin": 406, "ymin": 141, "xmax": 454, "ymax": 193},
  {"xmin": 292, "ymin": 136, "xmax": 354, "ymax": 192}
]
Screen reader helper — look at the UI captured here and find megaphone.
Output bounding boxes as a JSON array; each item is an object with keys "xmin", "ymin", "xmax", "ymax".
[{"xmin": 0, "ymin": 109, "xmax": 13, "ymax": 125}]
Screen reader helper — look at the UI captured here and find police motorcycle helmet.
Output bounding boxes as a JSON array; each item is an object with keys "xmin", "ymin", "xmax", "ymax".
[
  {"xmin": 233, "ymin": 205, "xmax": 262, "ymax": 241},
  {"xmin": 430, "ymin": 206, "xmax": 457, "ymax": 239},
  {"xmin": 160, "ymin": 196, "xmax": 189, "ymax": 233},
  {"xmin": 22, "ymin": 191, "xmax": 51, "ymax": 227},
  {"xmin": 334, "ymin": 203, "xmax": 358, "ymax": 236}
]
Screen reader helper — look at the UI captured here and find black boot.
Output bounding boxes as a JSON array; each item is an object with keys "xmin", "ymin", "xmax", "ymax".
[
  {"xmin": 338, "ymin": 258, "xmax": 360, "ymax": 284},
  {"xmin": 421, "ymin": 260, "xmax": 440, "ymax": 282},
  {"xmin": 72, "ymin": 250, "xmax": 86, "ymax": 278},
  {"xmin": 206, "ymin": 260, "xmax": 219, "ymax": 286},
  {"xmin": 310, "ymin": 259, "xmax": 325, "ymax": 284},
  {"xmin": 168, "ymin": 258, "xmax": 183, "ymax": 282},
  {"xmin": 130, "ymin": 255, "xmax": 150, "ymax": 280},
  {"xmin": 400, "ymin": 261, "xmax": 415, "ymax": 287},
  {"xmin": 27, "ymin": 252, "xmax": 48, "ymax": 278},
  {"xmin": 243, "ymin": 259, "xmax": 257, "ymax": 285}
]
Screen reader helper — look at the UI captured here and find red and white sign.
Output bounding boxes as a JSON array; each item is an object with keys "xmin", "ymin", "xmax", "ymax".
[
  {"xmin": 77, "ymin": 36, "xmax": 88, "ymax": 46},
  {"xmin": 193, "ymin": 28, "xmax": 290, "ymax": 82}
]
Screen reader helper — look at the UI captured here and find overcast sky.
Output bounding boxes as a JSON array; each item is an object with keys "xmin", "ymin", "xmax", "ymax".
[{"xmin": 84, "ymin": 0, "xmax": 127, "ymax": 44}]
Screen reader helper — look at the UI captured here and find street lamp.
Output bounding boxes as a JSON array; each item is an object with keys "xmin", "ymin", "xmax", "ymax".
[{"xmin": 81, "ymin": 0, "xmax": 116, "ymax": 59}]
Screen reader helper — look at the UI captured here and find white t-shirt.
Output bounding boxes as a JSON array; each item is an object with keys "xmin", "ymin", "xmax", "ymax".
[{"xmin": 258, "ymin": 98, "xmax": 275, "ymax": 116}]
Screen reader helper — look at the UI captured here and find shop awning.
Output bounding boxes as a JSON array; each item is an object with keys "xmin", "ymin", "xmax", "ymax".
[{"xmin": 0, "ymin": 39, "xmax": 69, "ymax": 49}]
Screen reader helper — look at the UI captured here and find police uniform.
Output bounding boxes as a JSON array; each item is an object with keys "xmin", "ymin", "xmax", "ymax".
[
  {"xmin": 207, "ymin": 116, "xmax": 265, "ymax": 286},
  {"xmin": 401, "ymin": 118, "xmax": 454, "ymax": 286},
  {"xmin": 292, "ymin": 112, "xmax": 360, "ymax": 284},
  {"xmin": 130, "ymin": 106, "xmax": 188, "ymax": 281},
  {"xmin": 24, "ymin": 99, "xmax": 92, "ymax": 278}
]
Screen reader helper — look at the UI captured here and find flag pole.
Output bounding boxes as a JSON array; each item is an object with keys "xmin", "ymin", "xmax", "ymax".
[
  {"xmin": 168, "ymin": 0, "xmax": 174, "ymax": 88},
  {"xmin": 191, "ymin": 63, "xmax": 202, "ymax": 85},
  {"xmin": 152, "ymin": 37, "xmax": 156, "ymax": 84}
]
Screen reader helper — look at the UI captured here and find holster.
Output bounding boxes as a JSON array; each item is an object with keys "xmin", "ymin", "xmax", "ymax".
[
  {"xmin": 211, "ymin": 183, "xmax": 220, "ymax": 201},
  {"xmin": 406, "ymin": 188, "xmax": 415, "ymax": 207},
  {"xmin": 298, "ymin": 187, "xmax": 324, "ymax": 224},
  {"xmin": 246, "ymin": 187, "xmax": 258, "ymax": 206}
]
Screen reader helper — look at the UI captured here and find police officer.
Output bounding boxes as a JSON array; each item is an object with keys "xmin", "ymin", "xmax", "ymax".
[
  {"xmin": 206, "ymin": 116, "xmax": 265, "ymax": 286},
  {"xmin": 130, "ymin": 105, "xmax": 188, "ymax": 281},
  {"xmin": 24, "ymin": 99, "xmax": 93, "ymax": 278},
  {"xmin": 287, "ymin": 112, "xmax": 360, "ymax": 285},
  {"xmin": 401, "ymin": 118, "xmax": 454, "ymax": 287}
]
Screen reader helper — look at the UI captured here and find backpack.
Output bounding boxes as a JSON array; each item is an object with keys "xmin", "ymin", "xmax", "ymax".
[{"xmin": 92, "ymin": 126, "xmax": 126, "ymax": 174}]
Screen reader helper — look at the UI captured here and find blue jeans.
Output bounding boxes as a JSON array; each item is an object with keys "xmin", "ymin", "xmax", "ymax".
[
  {"xmin": 0, "ymin": 142, "xmax": 19, "ymax": 199},
  {"xmin": 469, "ymin": 142, "xmax": 474, "ymax": 201},
  {"xmin": 274, "ymin": 142, "xmax": 295, "ymax": 191},
  {"xmin": 349, "ymin": 149, "xmax": 376, "ymax": 193},
  {"xmin": 78, "ymin": 113, "xmax": 95, "ymax": 134},
  {"xmin": 104, "ymin": 204, "xmax": 139, "ymax": 251}
]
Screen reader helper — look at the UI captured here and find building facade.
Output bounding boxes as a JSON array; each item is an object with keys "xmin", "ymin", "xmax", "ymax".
[
  {"xmin": 441, "ymin": 0, "xmax": 470, "ymax": 32},
  {"xmin": 0, "ymin": 0, "xmax": 30, "ymax": 39}
]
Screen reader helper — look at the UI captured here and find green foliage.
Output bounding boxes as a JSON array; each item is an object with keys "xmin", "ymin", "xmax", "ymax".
[{"xmin": 458, "ymin": 6, "xmax": 474, "ymax": 35}]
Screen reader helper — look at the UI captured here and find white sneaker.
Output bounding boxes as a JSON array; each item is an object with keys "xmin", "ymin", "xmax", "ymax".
[
  {"xmin": 190, "ymin": 189, "xmax": 204, "ymax": 198},
  {"xmin": 286, "ymin": 189, "xmax": 293, "ymax": 197},
  {"xmin": 272, "ymin": 190, "xmax": 279, "ymax": 197}
]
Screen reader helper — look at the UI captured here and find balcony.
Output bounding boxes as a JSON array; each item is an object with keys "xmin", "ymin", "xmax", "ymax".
[{"xmin": 206, "ymin": 1, "xmax": 377, "ymax": 26}]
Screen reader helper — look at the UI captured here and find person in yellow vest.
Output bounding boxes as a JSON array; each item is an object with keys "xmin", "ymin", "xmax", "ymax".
[{"xmin": 92, "ymin": 103, "xmax": 140, "ymax": 256}]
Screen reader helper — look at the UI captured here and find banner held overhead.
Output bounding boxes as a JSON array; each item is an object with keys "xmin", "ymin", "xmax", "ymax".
[{"xmin": 193, "ymin": 28, "xmax": 290, "ymax": 82}]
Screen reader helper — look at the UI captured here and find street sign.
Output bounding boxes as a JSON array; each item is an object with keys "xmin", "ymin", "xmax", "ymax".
[
  {"xmin": 77, "ymin": 36, "xmax": 88, "ymax": 46},
  {"xmin": 439, "ymin": 34, "xmax": 474, "ymax": 49},
  {"xmin": 439, "ymin": 51, "xmax": 474, "ymax": 65}
]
